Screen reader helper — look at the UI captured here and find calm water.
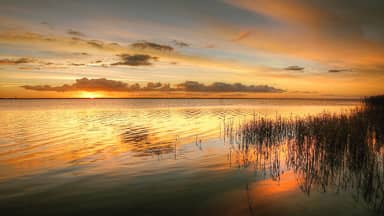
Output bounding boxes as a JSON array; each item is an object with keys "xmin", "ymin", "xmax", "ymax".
[{"xmin": 0, "ymin": 99, "xmax": 377, "ymax": 216}]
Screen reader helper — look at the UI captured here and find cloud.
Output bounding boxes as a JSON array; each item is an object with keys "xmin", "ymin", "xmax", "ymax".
[
  {"xmin": 112, "ymin": 54, "xmax": 158, "ymax": 66},
  {"xmin": 328, "ymin": 69, "xmax": 349, "ymax": 73},
  {"xmin": 231, "ymin": 31, "xmax": 251, "ymax": 41},
  {"xmin": 176, "ymin": 81, "xmax": 284, "ymax": 93},
  {"xmin": 0, "ymin": 30, "xmax": 127, "ymax": 54},
  {"xmin": 87, "ymin": 40, "xmax": 104, "ymax": 49},
  {"xmin": 131, "ymin": 41, "xmax": 173, "ymax": 52},
  {"xmin": 0, "ymin": 57, "xmax": 79, "ymax": 68},
  {"xmin": 22, "ymin": 78, "xmax": 130, "ymax": 92},
  {"xmin": 291, "ymin": 90, "xmax": 318, "ymax": 94},
  {"xmin": 67, "ymin": 29, "xmax": 86, "ymax": 37},
  {"xmin": 70, "ymin": 63, "xmax": 85, "ymax": 66},
  {"xmin": 72, "ymin": 52, "xmax": 89, "ymax": 56},
  {"xmin": 171, "ymin": 40, "xmax": 190, "ymax": 47},
  {"xmin": 284, "ymin": 66, "xmax": 304, "ymax": 71},
  {"xmin": 0, "ymin": 30, "xmax": 270, "ymax": 75},
  {"xmin": 0, "ymin": 57, "xmax": 34, "ymax": 65},
  {"xmin": 41, "ymin": 21, "xmax": 54, "ymax": 29},
  {"xmin": 21, "ymin": 78, "xmax": 285, "ymax": 93},
  {"xmin": 18, "ymin": 66, "xmax": 41, "ymax": 70}
]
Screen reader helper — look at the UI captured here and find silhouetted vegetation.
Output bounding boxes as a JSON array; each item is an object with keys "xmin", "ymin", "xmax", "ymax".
[{"xmin": 225, "ymin": 95, "xmax": 384, "ymax": 214}]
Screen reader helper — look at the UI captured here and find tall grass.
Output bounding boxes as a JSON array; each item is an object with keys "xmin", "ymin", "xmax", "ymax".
[{"xmin": 225, "ymin": 95, "xmax": 384, "ymax": 213}]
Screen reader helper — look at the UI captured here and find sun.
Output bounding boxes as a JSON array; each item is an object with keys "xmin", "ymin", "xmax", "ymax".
[{"xmin": 79, "ymin": 91, "xmax": 103, "ymax": 99}]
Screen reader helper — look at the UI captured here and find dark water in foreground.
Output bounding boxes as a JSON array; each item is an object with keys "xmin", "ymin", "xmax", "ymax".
[{"xmin": 0, "ymin": 99, "xmax": 380, "ymax": 216}]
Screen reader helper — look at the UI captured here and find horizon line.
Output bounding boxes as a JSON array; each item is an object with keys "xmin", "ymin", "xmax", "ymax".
[{"xmin": 0, "ymin": 97, "xmax": 362, "ymax": 100}]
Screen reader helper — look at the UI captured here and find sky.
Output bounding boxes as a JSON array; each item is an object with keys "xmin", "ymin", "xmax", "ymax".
[{"xmin": 0, "ymin": 0, "xmax": 383, "ymax": 98}]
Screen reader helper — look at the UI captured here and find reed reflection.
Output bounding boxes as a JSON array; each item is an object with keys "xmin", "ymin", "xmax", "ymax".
[{"xmin": 226, "ymin": 96, "xmax": 384, "ymax": 214}]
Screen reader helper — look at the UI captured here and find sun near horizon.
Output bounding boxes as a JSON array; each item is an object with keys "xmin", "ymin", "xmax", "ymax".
[
  {"xmin": 79, "ymin": 91, "xmax": 104, "ymax": 99},
  {"xmin": 0, "ymin": 0, "xmax": 383, "ymax": 99},
  {"xmin": 1, "ymin": 1, "xmax": 384, "ymax": 216}
]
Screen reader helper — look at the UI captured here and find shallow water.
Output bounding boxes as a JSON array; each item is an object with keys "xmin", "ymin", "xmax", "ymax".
[{"xmin": 0, "ymin": 99, "xmax": 376, "ymax": 215}]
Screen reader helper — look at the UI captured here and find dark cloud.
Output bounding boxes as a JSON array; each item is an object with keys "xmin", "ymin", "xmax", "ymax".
[
  {"xmin": 67, "ymin": 29, "xmax": 86, "ymax": 37},
  {"xmin": 112, "ymin": 54, "xmax": 158, "ymax": 66},
  {"xmin": 144, "ymin": 82, "xmax": 171, "ymax": 91},
  {"xmin": 131, "ymin": 41, "xmax": 173, "ymax": 52},
  {"xmin": 176, "ymin": 81, "xmax": 284, "ymax": 93},
  {"xmin": 284, "ymin": 65, "xmax": 304, "ymax": 71},
  {"xmin": 328, "ymin": 69, "xmax": 349, "ymax": 73},
  {"xmin": 171, "ymin": 40, "xmax": 190, "ymax": 47},
  {"xmin": 0, "ymin": 57, "xmax": 34, "ymax": 65},
  {"xmin": 22, "ymin": 78, "xmax": 130, "ymax": 92},
  {"xmin": 22, "ymin": 78, "xmax": 285, "ymax": 93}
]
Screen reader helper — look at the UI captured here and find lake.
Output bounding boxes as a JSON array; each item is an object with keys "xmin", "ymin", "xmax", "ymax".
[{"xmin": 0, "ymin": 98, "xmax": 379, "ymax": 216}]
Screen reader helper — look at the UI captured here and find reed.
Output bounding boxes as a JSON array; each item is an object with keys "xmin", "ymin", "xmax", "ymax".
[{"xmin": 225, "ymin": 95, "xmax": 384, "ymax": 213}]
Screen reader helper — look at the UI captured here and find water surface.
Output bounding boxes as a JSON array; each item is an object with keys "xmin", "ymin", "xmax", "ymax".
[{"xmin": 1, "ymin": 99, "xmax": 376, "ymax": 215}]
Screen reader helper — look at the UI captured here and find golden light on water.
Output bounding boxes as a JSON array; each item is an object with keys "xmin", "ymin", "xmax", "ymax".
[
  {"xmin": 0, "ymin": 98, "xmax": 380, "ymax": 215},
  {"xmin": 0, "ymin": 100, "xmax": 358, "ymax": 180}
]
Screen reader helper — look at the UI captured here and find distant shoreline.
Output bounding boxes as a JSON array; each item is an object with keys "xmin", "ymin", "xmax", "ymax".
[{"xmin": 0, "ymin": 97, "xmax": 361, "ymax": 100}]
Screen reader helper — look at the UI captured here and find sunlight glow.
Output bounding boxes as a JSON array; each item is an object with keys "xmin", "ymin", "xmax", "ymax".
[{"xmin": 79, "ymin": 91, "xmax": 103, "ymax": 99}]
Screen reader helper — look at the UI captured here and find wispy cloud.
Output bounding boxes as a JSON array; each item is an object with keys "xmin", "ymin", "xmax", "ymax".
[
  {"xmin": 0, "ymin": 30, "xmax": 124, "ymax": 53},
  {"xmin": 171, "ymin": 40, "xmax": 190, "ymax": 47},
  {"xmin": 231, "ymin": 31, "xmax": 251, "ymax": 41},
  {"xmin": 284, "ymin": 66, "xmax": 304, "ymax": 71},
  {"xmin": 0, "ymin": 57, "xmax": 34, "ymax": 65},
  {"xmin": 67, "ymin": 29, "xmax": 86, "ymax": 37},
  {"xmin": 328, "ymin": 69, "xmax": 349, "ymax": 73},
  {"xmin": 70, "ymin": 63, "xmax": 85, "ymax": 66},
  {"xmin": 87, "ymin": 40, "xmax": 105, "ymax": 49}
]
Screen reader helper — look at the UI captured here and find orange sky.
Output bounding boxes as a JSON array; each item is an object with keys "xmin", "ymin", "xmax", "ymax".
[{"xmin": 0, "ymin": 0, "xmax": 383, "ymax": 98}]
